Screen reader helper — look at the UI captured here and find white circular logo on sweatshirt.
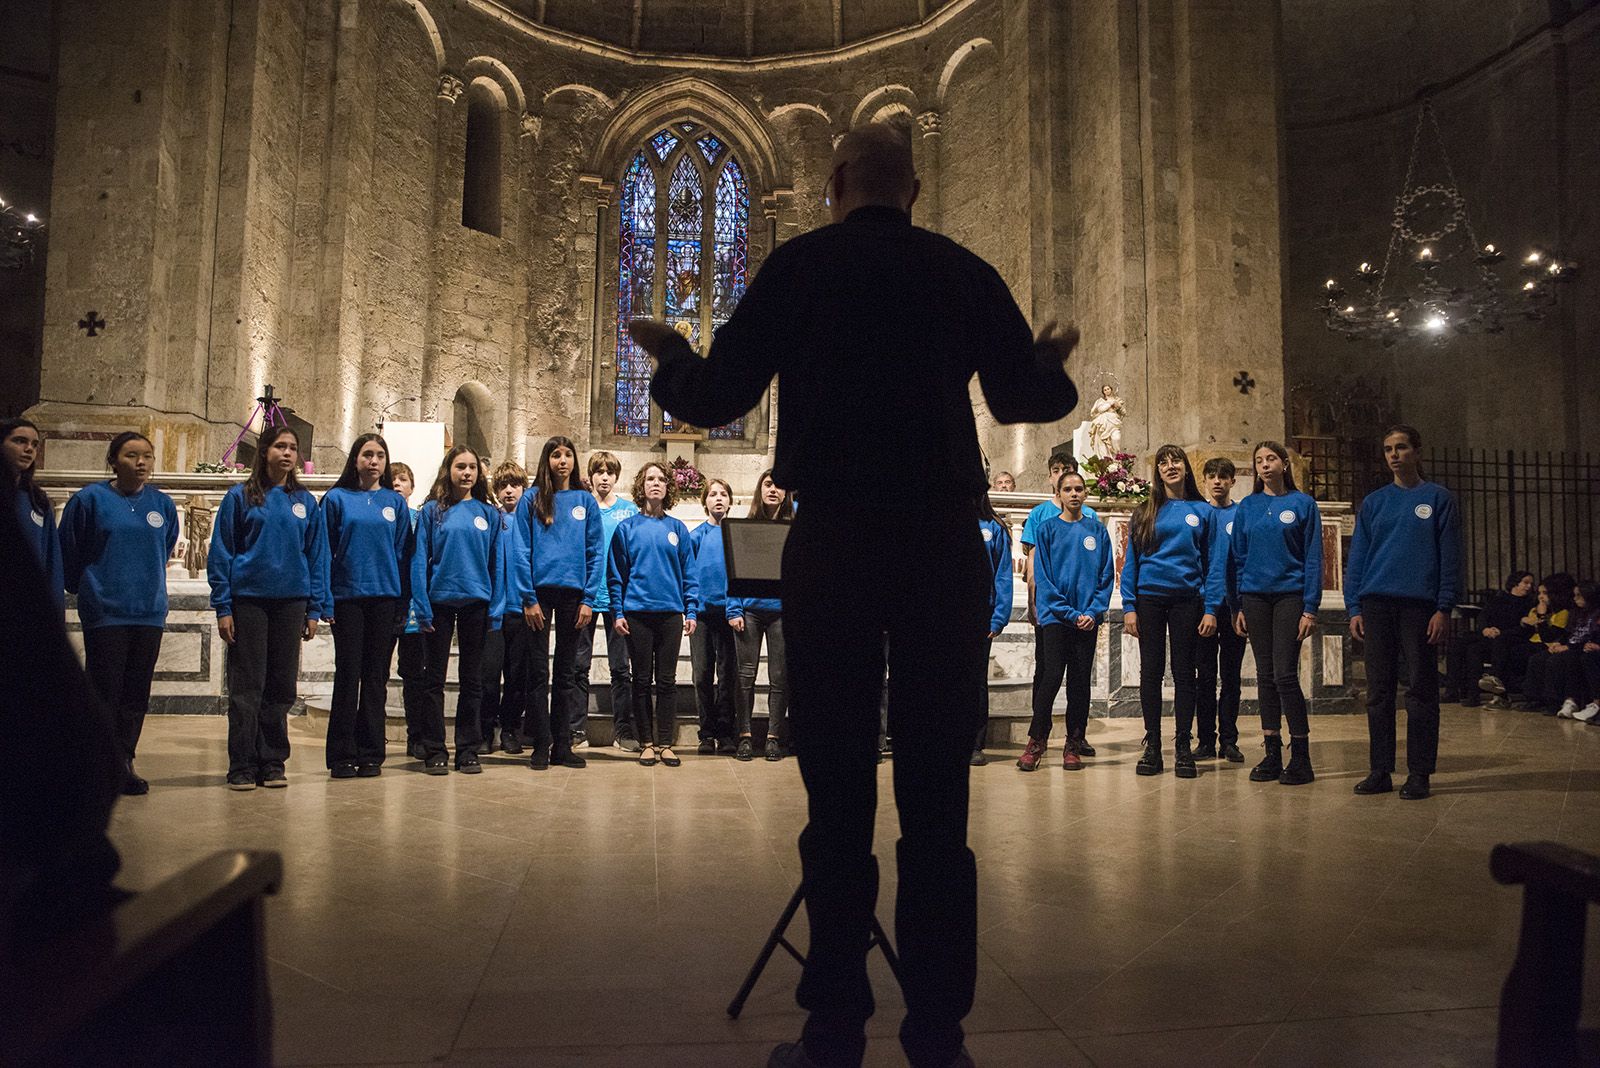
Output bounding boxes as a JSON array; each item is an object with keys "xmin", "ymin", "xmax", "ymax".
[
  {"xmin": 667, "ymin": 531, "xmax": 680, "ymax": 546},
  {"xmin": 1414, "ymin": 503, "xmax": 1434, "ymax": 520},
  {"xmin": 474, "ymin": 515, "xmax": 490, "ymax": 531},
  {"xmin": 1225, "ymin": 521, "xmax": 1234, "ymax": 536},
  {"xmin": 1083, "ymin": 535, "xmax": 1097, "ymax": 551},
  {"xmin": 30, "ymin": 510, "xmax": 45, "ymax": 527},
  {"xmin": 382, "ymin": 506, "xmax": 396, "ymax": 522},
  {"xmin": 1279, "ymin": 509, "xmax": 1296, "ymax": 525},
  {"xmin": 981, "ymin": 527, "xmax": 993, "ymax": 542},
  {"xmin": 1185, "ymin": 512, "xmax": 1200, "ymax": 528},
  {"xmin": 571, "ymin": 505, "xmax": 587, "ymax": 521},
  {"xmin": 291, "ymin": 502, "xmax": 308, "ymax": 520},
  {"xmin": 146, "ymin": 511, "xmax": 165, "ymax": 528}
]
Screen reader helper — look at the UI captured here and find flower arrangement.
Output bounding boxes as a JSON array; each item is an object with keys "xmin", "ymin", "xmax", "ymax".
[
  {"xmin": 1081, "ymin": 452, "xmax": 1151, "ymax": 501},
  {"xmin": 193, "ymin": 461, "xmax": 246, "ymax": 474},
  {"xmin": 668, "ymin": 456, "xmax": 705, "ymax": 495}
]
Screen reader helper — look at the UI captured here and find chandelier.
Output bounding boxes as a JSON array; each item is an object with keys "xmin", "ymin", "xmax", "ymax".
[
  {"xmin": 1, "ymin": 191, "xmax": 45, "ymax": 270},
  {"xmin": 1320, "ymin": 103, "xmax": 1578, "ymax": 346}
]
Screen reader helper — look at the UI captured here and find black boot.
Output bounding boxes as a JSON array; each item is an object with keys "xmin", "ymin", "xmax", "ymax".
[
  {"xmin": 1136, "ymin": 734, "xmax": 1163, "ymax": 776},
  {"xmin": 1249, "ymin": 735, "xmax": 1282, "ymax": 782},
  {"xmin": 1279, "ymin": 736, "xmax": 1314, "ymax": 785},
  {"xmin": 1174, "ymin": 735, "xmax": 1197, "ymax": 779}
]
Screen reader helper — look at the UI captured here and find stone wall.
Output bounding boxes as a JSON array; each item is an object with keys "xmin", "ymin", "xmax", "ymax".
[{"xmin": 0, "ymin": 0, "xmax": 52, "ymax": 419}]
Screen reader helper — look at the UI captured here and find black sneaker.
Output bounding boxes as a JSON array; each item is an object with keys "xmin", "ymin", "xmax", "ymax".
[
  {"xmin": 1249, "ymin": 736, "xmax": 1283, "ymax": 782},
  {"xmin": 331, "ymin": 762, "xmax": 358, "ymax": 779},
  {"xmin": 260, "ymin": 768, "xmax": 288, "ymax": 788},
  {"xmin": 718, "ymin": 738, "xmax": 741, "ymax": 754},
  {"xmin": 1071, "ymin": 734, "xmax": 1097, "ymax": 757},
  {"xmin": 614, "ymin": 733, "xmax": 642, "ymax": 754},
  {"xmin": 1220, "ymin": 742, "xmax": 1245, "ymax": 762},
  {"xmin": 765, "ymin": 738, "xmax": 783, "ymax": 762},
  {"xmin": 122, "ymin": 760, "xmax": 149, "ymax": 796},
  {"xmin": 480, "ymin": 733, "xmax": 498, "ymax": 755},
  {"xmin": 697, "ymin": 738, "xmax": 717, "ymax": 755},
  {"xmin": 1191, "ymin": 740, "xmax": 1217, "ymax": 760},
  {"xmin": 1353, "ymin": 770, "xmax": 1393, "ymax": 795},
  {"xmin": 1174, "ymin": 737, "xmax": 1197, "ymax": 779},
  {"xmin": 736, "ymin": 738, "xmax": 754, "ymax": 761},
  {"xmin": 356, "ymin": 764, "xmax": 381, "ymax": 778},
  {"xmin": 500, "ymin": 728, "xmax": 524, "ymax": 755},
  {"xmin": 425, "ymin": 753, "xmax": 449, "ymax": 776},
  {"xmin": 226, "ymin": 772, "xmax": 257, "ymax": 791},
  {"xmin": 456, "ymin": 753, "xmax": 482, "ymax": 774},
  {"xmin": 1135, "ymin": 736, "xmax": 1163, "ymax": 776},
  {"xmin": 1399, "ymin": 773, "xmax": 1431, "ymax": 800},
  {"xmin": 969, "ymin": 750, "xmax": 988, "ymax": 767},
  {"xmin": 556, "ymin": 752, "xmax": 588, "ymax": 768}
]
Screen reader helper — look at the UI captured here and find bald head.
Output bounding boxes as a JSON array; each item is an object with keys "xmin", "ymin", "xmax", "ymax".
[{"xmin": 829, "ymin": 122, "xmax": 919, "ymax": 220}]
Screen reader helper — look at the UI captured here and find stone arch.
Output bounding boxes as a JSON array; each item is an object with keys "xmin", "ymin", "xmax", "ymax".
[
  {"xmin": 870, "ymin": 102, "xmax": 915, "ymax": 130},
  {"xmin": 451, "ymin": 381, "xmax": 499, "ymax": 462},
  {"xmin": 589, "ymin": 76, "xmax": 788, "ymax": 193},
  {"xmin": 850, "ymin": 84, "xmax": 919, "ymax": 128},
  {"xmin": 544, "ymin": 82, "xmax": 616, "ymax": 110},
  {"xmin": 935, "ymin": 38, "xmax": 995, "ymax": 109},
  {"xmin": 389, "ymin": 0, "xmax": 447, "ymax": 73},
  {"xmin": 766, "ymin": 101, "xmax": 833, "ymax": 125},
  {"xmin": 462, "ymin": 55, "xmax": 526, "ymax": 116}
]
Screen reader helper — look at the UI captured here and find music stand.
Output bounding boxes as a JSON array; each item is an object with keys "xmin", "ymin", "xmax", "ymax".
[
  {"xmin": 726, "ymin": 882, "xmax": 904, "ymax": 1019},
  {"xmin": 221, "ymin": 385, "xmax": 293, "ymax": 467},
  {"xmin": 720, "ymin": 517, "xmax": 787, "ymax": 600}
]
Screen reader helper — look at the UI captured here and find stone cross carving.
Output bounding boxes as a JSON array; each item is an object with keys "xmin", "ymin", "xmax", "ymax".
[
  {"xmin": 1234, "ymin": 370, "xmax": 1256, "ymax": 395},
  {"xmin": 77, "ymin": 310, "xmax": 106, "ymax": 336},
  {"xmin": 437, "ymin": 73, "xmax": 464, "ymax": 103}
]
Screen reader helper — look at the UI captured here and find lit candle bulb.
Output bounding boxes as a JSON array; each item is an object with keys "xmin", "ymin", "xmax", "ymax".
[
  {"xmin": 1325, "ymin": 278, "xmax": 1337, "ymax": 289},
  {"xmin": 1526, "ymin": 251, "xmax": 1541, "ymax": 264},
  {"xmin": 1358, "ymin": 261, "xmax": 1373, "ymax": 273},
  {"xmin": 1523, "ymin": 281, "xmax": 1537, "ymax": 291},
  {"xmin": 25, "ymin": 213, "xmax": 37, "ymax": 224},
  {"xmin": 1419, "ymin": 247, "xmax": 1433, "ymax": 260},
  {"xmin": 1484, "ymin": 244, "xmax": 1496, "ymax": 254}
]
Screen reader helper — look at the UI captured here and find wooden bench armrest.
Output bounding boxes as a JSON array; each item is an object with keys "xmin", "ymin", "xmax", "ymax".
[{"xmin": 1491, "ymin": 842, "xmax": 1600, "ymax": 905}]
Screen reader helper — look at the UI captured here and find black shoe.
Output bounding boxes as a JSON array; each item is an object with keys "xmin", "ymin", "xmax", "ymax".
[
  {"xmin": 356, "ymin": 764, "xmax": 381, "ymax": 778},
  {"xmin": 425, "ymin": 753, "xmax": 449, "ymax": 776},
  {"xmin": 1279, "ymin": 737, "xmax": 1314, "ymax": 785},
  {"xmin": 456, "ymin": 753, "xmax": 482, "ymax": 774},
  {"xmin": 1399, "ymin": 773, "xmax": 1431, "ymax": 800},
  {"xmin": 1174, "ymin": 737, "xmax": 1197, "ymax": 779},
  {"xmin": 260, "ymin": 768, "xmax": 288, "ymax": 788},
  {"xmin": 121, "ymin": 760, "xmax": 149, "ymax": 796},
  {"xmin": 1192, "ymin": 740, "xmax": 1217, "ymax": 760},
  {"xmin": 718, "ymin": 737, "xmax": 740, "ymax": 754},
  {"xmin": 529, "ymin": 750, "xmax": 550, "ymax": 771},
  {"xmin": 408, "ymin": 740, "xmax": 427, "ymax": 760},
  {"xmin": 765, "ymin": 738, "xmax": 783, "ymax": 762},
  {"xmin": 226, "ymin": 772, "xmax": 257, "ymax": 791},
  {"xmin": 736, "ymin": 737, "xmax": 754, "ymax": 761},
  {"xmin": 1135, "ymin": 735, "xmax": 1163, "ymax": 776},
  {"xmin": 1220, "ymin": 742, "xmax": 1245, "ymax": 762},
  {"xmin": 697, "ymin": 738, "xmax": 717, "ymax": 755},
  {"xmin": 969, "ymin": 749, "xmax": 988, "ymax": 767},
  {"xmin": 500, "ymin": 728, "xmax": 524, "ymax": 755},
  {"xmin": 571, "ymin": 731, "xmax": 589, "ymax": 750},
  {"xmin": 1071, "ymin": 734, "xmax": 1096, "ymax": 758},
  {"xmin": 1249, "ymin": 736, "xmax": 1283, "ymax": 782},
  {"xmin": 1353, "ymin": 770, "xmax": 1393, "ymax": 795},
  {"xmin": 480, "ymin": 734, "xmax": 498, "ymax": 755},
  {"xmin": 556, "ymin": 752, "xmax": 587, "ymax": 768},
  {"xmin": 331, "ymin": 762, "xmax": 358, "ymax": 779}
]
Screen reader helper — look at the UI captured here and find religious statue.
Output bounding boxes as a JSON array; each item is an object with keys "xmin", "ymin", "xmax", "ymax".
[
  {"xmin": 183, "ymin": 494, "xmax": 213, "ymax": 578},
  {"xmin": 1073, "ymin": 378, "xmax": 1126, "ymax": 460}
]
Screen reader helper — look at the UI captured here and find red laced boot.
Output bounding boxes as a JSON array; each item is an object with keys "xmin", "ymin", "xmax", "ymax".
[
  {"xmin": 1062, "ymin": 737, "xmax": 1084, "ymax": 772},
  {"xmin": 1017, "ymin": 737, "xmax": 1046, "ymax": 772}
]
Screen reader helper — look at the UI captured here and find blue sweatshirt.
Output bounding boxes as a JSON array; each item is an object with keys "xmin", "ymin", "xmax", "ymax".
[
  {"xmin": 607, "ymin": 512, "xmax": 700, "ymax": 618},
  {"xmin": 688, "ymin": 519, "xmax": 730, "ymax": 610},
  {"xmin": 402, "ymin": 508, "xmax": 422, "ymax": 633},
  {"xmin": 14, "ymin": 488, "xmax": 64, "ymax": 614},
  {"xmin": 1118, "ymin": 499, "xmax": 1225, "ymax": 615},
  {"xmin": 981, "ymin": 517, "xmax": 1014, "ymax": 634},
  {"xmin": 493, "ymin": 506, "xmax": 527, "ymax": 619},
  {"xmin": 1227, "ymin": 490, "xmax": 1324, "ymax": 615},
  {"xmin": 1210, "ymin": 501, "xmax": 1240, "ymax": 612},
  {"xmin": 1345, "ymin": 481, "xmax": 1461, "ymax": 616},
  {"xmin": 59, "ymin": 481, "xmax": 179, "ymax": 629},
  {"xmin": 208, "ymin": 483, "xmax": 332, "ymax": 619},
  {"xmin": 516, "ymin": 488, "xmax": 604, "ymax": 608},
  {"xmin": 322, "ymin": 486, "xmax": 413, "ymax": 602},
  {"xmin": 591, "ymin": 497, "xmax": 640, "ymax": 614},
  {"xmin": 410, "ymin": 497, "xmax": 504, "ymax": 628},
  {"xmin": 1032, "ymin": 514, "xmax": 1114, "ymax": 626},
  {"xmin": 1020, "ymin": 498, "xmax": 1099, "ymax": 548}
]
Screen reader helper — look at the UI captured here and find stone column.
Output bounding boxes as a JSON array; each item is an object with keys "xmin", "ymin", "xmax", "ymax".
[
  {"xmin": 915, "ymin": 110, "xmax": 944, "ymax": 232},
  {"xmin": 420, "ymin": 72, "xmax": 463, "ymax": 422}
]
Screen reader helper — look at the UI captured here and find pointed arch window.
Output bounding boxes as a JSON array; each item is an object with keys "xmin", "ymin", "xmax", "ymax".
[{"xmin": 613, "ymin": 125, "xmax": 751, "ymax": 440}]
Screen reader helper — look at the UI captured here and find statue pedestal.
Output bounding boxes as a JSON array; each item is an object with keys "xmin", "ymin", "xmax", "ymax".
[{"xmin": 660, "ymin": 430, "xmax": 704, "ymax": 468}]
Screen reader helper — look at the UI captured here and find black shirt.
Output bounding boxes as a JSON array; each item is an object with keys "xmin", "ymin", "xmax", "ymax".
[{"xmin": 651, "ymin": 206, "xmax": 1079, "ymax": 505}]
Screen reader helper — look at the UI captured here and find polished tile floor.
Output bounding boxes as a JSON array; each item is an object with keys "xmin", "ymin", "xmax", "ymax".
[{"xmin": 110, "ymin": 708, "xmax": 1600, "ymax": 1066}]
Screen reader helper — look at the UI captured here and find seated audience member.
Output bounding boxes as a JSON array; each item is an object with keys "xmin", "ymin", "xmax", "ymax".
[
  {"xmin": 1549, "ymin": 582, "xmax": 1599, "ymax": 719},
  {"xmin": 992, "ymin": 471, "xmax": 1016, "ymax": 493},
  {"xmin": 1445, "ymin": 570, "xmax": 1534, "ymax": 707},
  {"xmin": 1515, "ymin": 573, "xmax": 1575, "ymax": 712}
]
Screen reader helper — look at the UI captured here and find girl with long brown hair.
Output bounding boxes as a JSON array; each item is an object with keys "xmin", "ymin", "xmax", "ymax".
[
  {"xmin": 1, "ymin": 418, "xmax": 63, "ymax": 614},
  {"xmin": 732, "ymin": 469, "xmax": 793, "ymax": 760}
]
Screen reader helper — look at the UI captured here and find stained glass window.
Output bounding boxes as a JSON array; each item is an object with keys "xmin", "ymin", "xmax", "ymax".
[{"xmin": 614, "ymin": 125, "xmax": 755, "ymax": 441}]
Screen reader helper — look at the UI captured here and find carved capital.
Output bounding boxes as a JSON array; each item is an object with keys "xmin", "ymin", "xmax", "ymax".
[
  {"xmin": 437, "ymin": 73, "xmax": 464, "ymax": 103},
  {"xmin": 916, "ymin": 110, "xmax": 942, "ymax": 136},
  {"xmin": 520, "ymin": 112, "xmax": 542, "ymax": 141}
]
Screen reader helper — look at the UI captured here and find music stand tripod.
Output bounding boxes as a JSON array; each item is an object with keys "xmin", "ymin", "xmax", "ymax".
[
  {"xmin": 726, "ymin": 882, "xmax": 904, "ymax": 1019},
  {"xmin": 221, "ymin": 385, "xmax": 293, "ymax": 467}
]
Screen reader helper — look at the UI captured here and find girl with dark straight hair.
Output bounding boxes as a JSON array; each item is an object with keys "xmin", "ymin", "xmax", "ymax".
[
  {"xmin": 1, "ymin": 417, "xmax": 63, "ymax": 613},
  {"xmin": 732, "ymin": 469, "xmax": 793, "ymax": 760}
]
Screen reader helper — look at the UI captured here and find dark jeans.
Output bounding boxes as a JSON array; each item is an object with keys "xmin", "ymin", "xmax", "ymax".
[
  {"xmin": 1548, "ymin": 648, "xmax": 1593, "ymax": 703},
  {"xmin": 692, "ymin": 605, "xmax": 739, "ymax": 741},
  {"xmin": 736, "ymin": 608, "xmax": 788, "ymax": 741},
  {"xmin": 974, "ymin": 635, "xmax": 994, "ymax": 751},
  {"xmin": 82, "ymin": 624, "xmax": 164, "ymax": 762},
  {"xmin": 575, "ymin": 609, "xmax": 634, "ymax": 737},
  {"xmin": 1028, "ymin": 623, "xmax": 1096, "ymax": 741},
  {"xmin": 422, "ymin": 600, "xmax": 488, "ymax": 760},
  {"xmin": 1135, "ymin": 594, "xmax": 1203, "ymax": 741},
  {"xmin": 1496, "ymin": 636, "xmax": 1535, "ymax": 693},
  {"xmin": 1362, "ymin": 595, "xmax": 1440, "ymax": 775},
  {"xmin": 397, "ymin": 632, "xmax": 427, "ymax": 745},
  {"xmin": 327, "ymin": 597, "xmax": 401, "ymax": 767},
  {"xmin": 625, "ymin": 611, "xmax": 683, "ymax": 747},
  {"xmin": 1584, "ymin": 650, "xmax": 1600, "ymax": 700},
  {"xmin": 225, "ymin": 597, "xmax": 304, "ymax": 779},
  {"xmin": 525, "ymin": 586, "xmax": 583, "ymax": 757},
  {"xmin": 481, "ymin": 612, "xmax": 530, "ymax": 742},
  {"xmin": 1242, "ymin": 592, "xmax": 1310, "ymax": 737},
  {"xmin": 1523, "ymin": 647, "xmax": 1559, "ymax": 707},
  {"xmin": 1446, "ymin": 629, "xmax": 1518, "ymax": 697},
  {"xmin": 785, "ymin": 497, "xmax": 988, "ymax": 1068},
  {"xmin": 1195, "ymin": 618, "xmax": 1246, "ymax": 746}
]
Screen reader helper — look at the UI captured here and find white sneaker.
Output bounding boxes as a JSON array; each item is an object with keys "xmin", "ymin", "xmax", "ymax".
[
  {"xmin": 1479, "ymin": 674, "xmax": 1506, "ymax": 695},
  {"xmin": 1557, "ymin": 699, "xmax": 1579, "ymax": 719},
  {"xmin": 1575, "ymin": 703, "xmax": 1600, "ymax": 723}
]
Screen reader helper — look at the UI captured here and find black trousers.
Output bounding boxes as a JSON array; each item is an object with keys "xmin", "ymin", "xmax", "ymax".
[
  {"xmin": 525, "ymin": 586, "xmax": 583, "ymax": 757},
  {"xmin": 625, "ymin": 611, "xmax": 683, "ymax": 747},
  {"xmin": 1362, "ymin": 595, "xmax": 1440, "ymax": 775},
  {"xmin": 575, "ymin": 609, "xmax": 634, "ymax": 737},
  {"xmin": 1028, "ymin": 623, "xmax": 1096, "ymax": 741},
  {"xmin": 1242, "ymin": 592, "xmax": 1310, "ymax": 736},
  {"xmin": 785, "ymin": 498, "xmax": 988, "ymax": 1068},
  {"xmin": 973, "ymin": 635, "xmax": 994, "ymax": 751},
  {"xmin": 1583, "ymin": 650, "xmax": 1600, "ymax": 700},
  {"xmin": 397, "ymin": 632, "xmax": 428, "ymax": 745},
  {"xmin": 691, "ymin": 605, "xmax": 738, "ymax": 741},
  {"xmin": 1135, "ymin": 594, "xmax": 1203, "ymax": 740},
  {"xmin": 1195, "ymin": 619, "xmax": 1246, "ymax": 746},
  {"xmin": 1547, "ymin": 649, "xmax": 1593, "ymax": 703},
  {"xmin": 481, "ymin": 612, "xmax": 530, "ymax": 740},
  {"xmin": 1445, "ymin": 630, "xmax": 1516, "ymax": 697},
  {"xmin": 421, "ymin": 601, "xmax": 488, "ymax": 760},
  {"xmin": 1523, "ymin": 647, "xmax": 1560, "ymax": 707},
  {"xmin": 327, "ymin": 597, "xmax": 401, "ymax": 767},
  {"xmin": 225, "ymin": 597, "xmax": 304, "ymax": 778},
  {"xmin": 736, "ymin": 608, "xmax": 788, "ymax": 741},
  {"xmin": 82, "ymin": 624, "xmax": 164, "ymax": 763}
]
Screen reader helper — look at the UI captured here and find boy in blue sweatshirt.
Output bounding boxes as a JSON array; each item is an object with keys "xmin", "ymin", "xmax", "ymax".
[
  {"xmin": 689, "ymin": 478, "xmax": 740, "ymax": 755},
  {"xmin": 480, "ymin": 462, "xmax": 532, "ymax": 757},
  {"xmin": 574, "ymin": 451, "xmax": 641, "ymax": 750},
  {"xmin": 1345, "ymin": 425, "xmax": 1461, "ymax": 801},
  {"xmin": 1194, "ymin": 458, "xmax": 1247, "ymax": 763}
]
